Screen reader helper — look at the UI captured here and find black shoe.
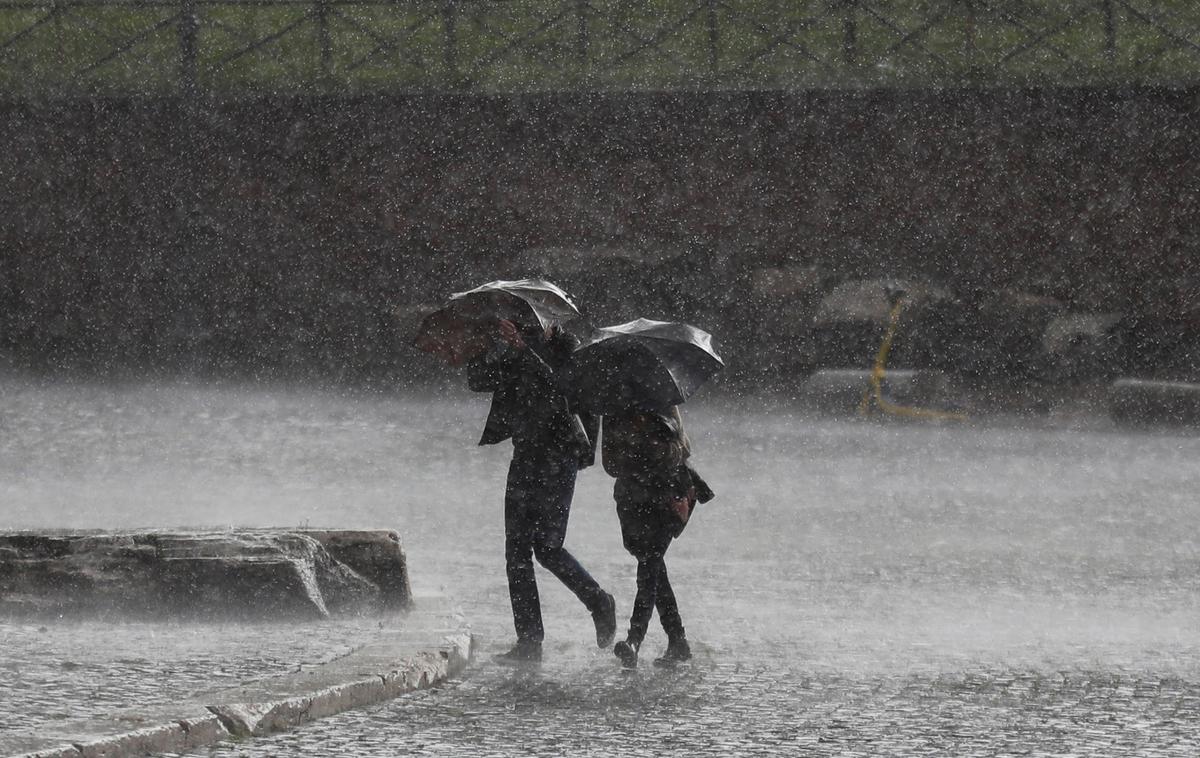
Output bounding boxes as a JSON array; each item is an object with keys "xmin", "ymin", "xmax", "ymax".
[
  {"xmin": 593, "ymin": 592, "xmax": 617, "ymax": 649},
  {"xmin": 614, "ymin": 639, "xmax": 639, "ymax": 668},
  {"xmin": 653, "ymin": 637, "xmax": 692, "ymax": 668},
  {"xmin": 494, "ymin": 640, "xmax": 542, "ymax": 665}
]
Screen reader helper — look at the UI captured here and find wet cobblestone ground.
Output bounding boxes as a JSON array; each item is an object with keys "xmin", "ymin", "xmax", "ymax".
[
  {"xmin": 189, "ymin": 656, "xmax": 1200, "ymax": 757},
  {"xmin": 5, "ymin": 385, "xmax": 1200, "ymax": 756},
  {"xmin": 180, "ymin": 578, "xmax": 1200, "ymax": 756},
  {"xmin": 0, "ymin": 617, "xmax": 388, "ymax": 735}
]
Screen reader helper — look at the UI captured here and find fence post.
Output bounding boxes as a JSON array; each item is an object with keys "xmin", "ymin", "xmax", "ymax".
[
  {"xmin": 1102, "ymin": 0, "xmax": 1116, "ymax": 64},
  {"xmin": 442, "ymin": 0, "xmax": 458, "ymax": 83},
  {"xmin": 841, "ymin": 0, "xmax": 857, "ymax": 66},
  {"xmin": 179, "ymin": 0, "xmax": 199, "ymax": 97},
  {"xmin": 575, "ymin": 0, "xmax": 588, "ymax": 66},
  {"xmin": 955, "ymin": 0, "xmax": 982, "ymax": 83},
  {"xmin": 963, "ymin": 0, "xmax": 977, "ymax": 66},
  {"xmin": 706, "ymin": 0, "xmax": 720, "ymax": 76},
  {"xmin": 316, "ymin": 0, "xmax": 332, "ymax": 84}
]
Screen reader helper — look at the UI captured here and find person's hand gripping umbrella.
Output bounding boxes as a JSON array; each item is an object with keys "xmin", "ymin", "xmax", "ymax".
[{"xmin": 412, "ymin": 279, "xmax": 582, "ymax": 366}]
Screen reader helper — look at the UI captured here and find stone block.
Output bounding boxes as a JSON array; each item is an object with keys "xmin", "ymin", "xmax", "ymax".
[
  {"xmin": 157, "ymin": 556, "xmax": 330, "ymax": 620},
  {"xmin": 301, "ymin": 530, "xmax": 412, "ymax": 610},
  {"xmin": 0, "ymin": 529, "xmax": 409, "ymax": 620}
]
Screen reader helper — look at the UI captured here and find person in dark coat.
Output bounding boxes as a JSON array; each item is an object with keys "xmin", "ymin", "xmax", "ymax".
[
  {"xmin": 602, "ymin": 405, "xmax": 714, "ymax": 668},
  {"xmin": 468, "ymin": 318, "xmax": 617, "ymax": 664}
]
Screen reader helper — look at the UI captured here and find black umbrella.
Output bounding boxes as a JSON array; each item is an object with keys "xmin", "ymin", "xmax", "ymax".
[
  {"xmin": 561, "ymin": 318, "xmax": 724, "ymax": 414},
  {"xmin": 411, "ymin": 279, "xmax": 581, "ymax": 364},
  {"xmin": 410, "ymin": 306, "xmax": 495, "ymax": 365}
]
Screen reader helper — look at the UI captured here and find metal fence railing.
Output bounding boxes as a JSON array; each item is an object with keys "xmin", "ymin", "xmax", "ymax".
[{"xmin": 2, "ymin": 0, "xmax": 1199, "ymax": 95}]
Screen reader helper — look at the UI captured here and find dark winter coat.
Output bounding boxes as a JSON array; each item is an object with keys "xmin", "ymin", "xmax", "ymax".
[
  {"xmin": 601, "ymin": 407, "xmax": 714, "ymax": 538},
  {"xmin": 467, "ymin": 326, "xmax": 599, "ymax": 467}
]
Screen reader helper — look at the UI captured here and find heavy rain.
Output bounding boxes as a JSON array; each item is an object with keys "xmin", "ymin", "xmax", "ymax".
[{"xmin": 2, "ymin": 1, "xmax": 1200, "ymax": 756}]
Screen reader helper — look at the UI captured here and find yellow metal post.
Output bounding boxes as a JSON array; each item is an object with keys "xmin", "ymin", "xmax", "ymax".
[{"xmin": 858, "ymin": 296, "xmax": 967, "ymax": 422}]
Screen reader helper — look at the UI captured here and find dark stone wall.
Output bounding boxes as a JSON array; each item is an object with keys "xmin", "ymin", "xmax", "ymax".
[{"xmin": 0, "ymin": 89, "xmax": 1196, "ymax": 384}]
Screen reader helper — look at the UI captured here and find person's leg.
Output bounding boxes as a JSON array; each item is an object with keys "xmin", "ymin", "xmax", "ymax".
[
  {"xmin": 637, "ymin": 520, "xmax": 683, "ymax": 642},
  {"xmin": 527, "ymin": 455, "xmax": 616, "ymax": 646},
  {"xmin": 533, "ymin": 540, "xmax": 616, "ymax": 648},
  {"xmin": 651, "ymin": 559, "xmax": 692, "ymax": 665},
  {"xmin": 532, "ymin": 541, "xmax": 607, "ymax": 611},
  {"xmin": 646, "ymin": 522, "xmax": 691, "ymax": 666},
  {"xmin": 504, "ymin": 465, "xmax": 543, "ymax": 648},
  {"xmin": 496, "ymin": 502, "xmax": 544, "ymax": 663},
  {"xmin": 612, "ymin": 489, "xmax": 660, "ymax": 666},
  {"xmin": 530, "ymin": 460, "xmax": 611, "ymax": 609},
  {"xmin": 614, "ymin": 555, "xmax": 663, "ymax": 667},
  {"xmin": 630, "ymin": 556, "xmax": 664, "ymax": 644},
  {"xmin": 506, "ymin": 524, "xmax": 541, "ymax": 643},
  {"xmin": 654, "ymin": 560, "xmax": 685, "ymax": 642}
]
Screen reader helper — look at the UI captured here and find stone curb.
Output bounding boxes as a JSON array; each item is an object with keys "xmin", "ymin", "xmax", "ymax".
[
  {"xmin": 207, "ymin": 634, "xmax": 473, "ymax": 739},
  {"xmin": 7, "ymin": 604, "xmax": 473, "ymax": 758}
]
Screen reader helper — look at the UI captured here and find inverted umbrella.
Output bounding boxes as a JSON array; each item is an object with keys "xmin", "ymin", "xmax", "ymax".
[
  {"xmin": 411, "ymin": 279, "xmax": 582, "ymax": 364},
  {"xmin": 560, "ymin": 318, "xmax": 724, "ymax": 414},
  {"xmin": 448, "ymin": 279, "xmax": 581, "ymax": 331}
]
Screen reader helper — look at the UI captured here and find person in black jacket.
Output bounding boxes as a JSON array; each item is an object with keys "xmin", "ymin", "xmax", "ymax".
[
  {"xmin": 468, "ymin": 318, "xmax": 616, "ymax": 664},
  {"xmin": 602, "ymin": 405, "xmax": 713, "ymax": 668}
]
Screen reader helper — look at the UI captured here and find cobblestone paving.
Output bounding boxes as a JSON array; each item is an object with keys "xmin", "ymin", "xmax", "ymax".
[
  {"xmin": 191, "ymin": 646, "xmax": 1200, "ymax": 757},
  {"xmin": 0, "ymin": 617, "xmax": 389, "ymax": 734}
]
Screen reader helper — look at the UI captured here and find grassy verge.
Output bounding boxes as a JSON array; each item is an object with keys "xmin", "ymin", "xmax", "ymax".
[{"xmin": 1, "ymin": 0, "xmax": 1199, "ymax": 95}]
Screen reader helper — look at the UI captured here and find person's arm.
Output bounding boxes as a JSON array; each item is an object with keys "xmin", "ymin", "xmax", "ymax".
[
  {"xmin": 466, "ymin": 350, "xmax": 506, "ymax": 392},
  {"xmin": 467, "ymin": 320, "xmax": 538, "ymax": 392},
  {"xmin": 549, "ymin": 328, "xmax": 600, "ymax": 466},
  {"xmin": 511, "ymin": 348, "xmax": 558, "ymax": 391},
  {"xmin": 493, "ymin": 319, "xmax": 555, "ymax": 382}
]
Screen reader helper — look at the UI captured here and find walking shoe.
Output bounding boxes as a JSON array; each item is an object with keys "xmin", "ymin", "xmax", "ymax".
[
  {"xmin": 652, "ymin": 637, "xmax": 692, "ymax": 668},
  {"xmin": 593, "ymin": 592, "xmax": 617, "ymax": 648},
  {"xmin": 613, "ymin": 639, "xmax": 639, "ymax": 668},
  {"xmin": 493, "ymin": 640, "xmax": 542, "ymax": 665}
]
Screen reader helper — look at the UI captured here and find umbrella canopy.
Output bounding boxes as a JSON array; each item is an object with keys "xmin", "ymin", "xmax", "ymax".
[
  {"xmin": 410, "ymin": 306, "xmax": 496, "ymax": 366},
  {"xmin": 411, "ymin": 279, "xmax": 581, "ymax": 365},
  {"xmin": 449, "ymin": 279, "xmax": 581, "ymax": 331},
  {"xmin": 561, "ymin": 318, "xmax": 724, "ymax": 415}
]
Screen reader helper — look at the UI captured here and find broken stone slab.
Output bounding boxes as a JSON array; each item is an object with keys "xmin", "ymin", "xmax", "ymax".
[
  {"xmin": 298, "ymin": 530, "xmax": 413, "ymax": 612},
  {"xmin": 1108, "ymin": 378, "xmax": 1200, "ymax": 426},
  {"xmin": 0, "ymin": 529, "xmax": 410, "ymax": 620},
  {"xmin": 800, "ymin": 368, "xmax": 956, "ymax": 416}
]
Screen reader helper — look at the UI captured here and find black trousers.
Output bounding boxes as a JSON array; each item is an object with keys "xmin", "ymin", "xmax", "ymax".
[
  {"xmin": 615, "ymin": 483, "xmax": 685, "ymax": 646},
  {"xmin": 505, "ymin": 447, "xmax": 606, "ymax": 643}
]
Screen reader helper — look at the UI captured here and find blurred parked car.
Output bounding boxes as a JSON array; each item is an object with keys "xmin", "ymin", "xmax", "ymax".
[
  {"xmin": 810, "ymin": 278, "xmax": 952, "ymax": 370},
  {"xmin": 1042, "ymin": 312, "xmax": 1124, "ymax": 384}
]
